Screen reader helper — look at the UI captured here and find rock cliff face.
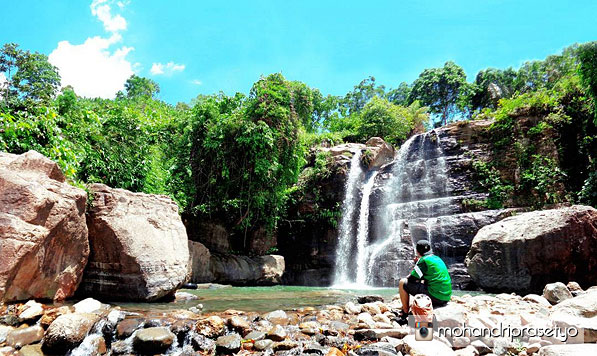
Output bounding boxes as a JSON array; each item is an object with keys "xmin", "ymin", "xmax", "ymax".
[
  {"xmin": 187, "ymin": 240, "xmax": 285, "ymax": 285},
  {"xmin": 465, "ymin": 205, "xmax": 597, "ymax": 293},
  {"xmin": 366, "ymin": 122, "xmax": 519, "ymax": 288},
  {"xmin": 280, "ymin": 122, "xmax": 520, "ymax": 288},
  {"xmin": 80, "ymin": 183, "xmax": 189, "ymax": 301},
  {"xmin": 0, "ymin": 151, "xmax": 89, "ymax": 302}
]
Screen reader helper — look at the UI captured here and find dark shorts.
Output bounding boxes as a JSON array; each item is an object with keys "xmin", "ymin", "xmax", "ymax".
[{"xmin": 403, "ymin": 279, "xmax": 448, "ymax": 308}]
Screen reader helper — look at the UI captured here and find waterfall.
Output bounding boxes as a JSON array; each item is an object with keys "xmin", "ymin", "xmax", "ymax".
[
  {"xmin": 355, "ymin": 170, "xmax": 379, "ymax": 285},
  {"xmin": 333, "ymin": 130, "xmax": 457, "ymax": 288},
  {"xmin": 366, "ymin": 130, "xmax": 453, "ymax": 286},
  {"xmin": 333, "ymin": 150, "xmax": 364, "ymax": 286}
]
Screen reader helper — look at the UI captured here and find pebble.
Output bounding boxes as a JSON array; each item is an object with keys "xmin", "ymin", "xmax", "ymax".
[{"xmin": 215, "ymin": 333, "xmax": 242, "ymax": 354}]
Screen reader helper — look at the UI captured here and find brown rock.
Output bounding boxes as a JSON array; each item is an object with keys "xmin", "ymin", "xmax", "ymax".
[
  {"xmin": 42, "ymin": 313, "xmax": 100, "ymax": 354},
  {"xmin": 116, "ymin": 318, "xmax": 143, "ymax": 339},
  {"xmin": 364, "ymin": 137, "xmax": 395, "ymax": 169},
  {"xmin": 39, "ymin": 306, "xmax": 71, "ymax": 328},
  {"xmin": 186, "ymin": 221, "xmax": 230, "ymax": 253},
  {"xmin": 466, "ymin": 206, "xmax": 597, "ymax": 293},
  {"xmin": 17, "ymin": 344, "xmax": 44, "ymax": 356},
  {"xmin": 266, "ymin": 325, "xmax": 287, "ymax": 341},
  {"xmin": 228, "ymin": 316, "xmax": 251, "ymax": 336},
  {"xmin": 0, "ymin": 151, "xmax": 89, "ymax": 302},
  {"xmin": 5, "ymin": 325, "xmax": 44, "ymax": 348},
  {"xmin": 80, "ymin": 183, "xmax": 189, "ymax": 301},
  {"xmin": 196, "ymin": 316, "xmax": 226, "ymax": 338},
  {"xmin": 133, "ymin": 327, "xmax": 175, "ymax": 355},
  {"xmin": 188, "ymin": 241, "xmax": 213, "ymax": 283},
  {"xmin": 209, "ymin": 254, "xmax": 285, "ymax": 285}
]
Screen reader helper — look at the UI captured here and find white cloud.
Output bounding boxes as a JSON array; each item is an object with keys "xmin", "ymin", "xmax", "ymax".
[
  {"xmin": 48, "ymin": 1, "xmax": 134, "ymax": 99},
  {"xmin": 91, "ymin": 0, "xmax": 127, "ymax": 33},
  {"xmin": 0, "ymin": 72, "xmax": 6, "ymax": 86},
  {"xmin": 150, "ymin": 62, "xmax": 186, "ymax": 76},
  {"xmin": 191, "ymin": 79, "xmax": 202, "ymax": 85},
  {"xmin": 49, "ymin": 35, "xmax": 134, "ymax": 99}
]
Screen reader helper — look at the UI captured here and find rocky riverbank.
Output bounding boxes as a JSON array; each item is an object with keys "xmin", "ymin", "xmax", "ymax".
[{"xmin": 1, "ymin": 282, "xmax": 596, "ymax": 355}]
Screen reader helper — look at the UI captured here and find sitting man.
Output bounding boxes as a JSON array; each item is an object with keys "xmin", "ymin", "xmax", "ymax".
[{"xmin": 397, "ymin": 239, "xmax": 452, "ymax": 321}]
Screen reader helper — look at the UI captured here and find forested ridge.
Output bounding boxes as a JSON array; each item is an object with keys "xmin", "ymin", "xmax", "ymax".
[{"xmin": 1, "ymin": 41, "xmax": 596, "ymax": 250}]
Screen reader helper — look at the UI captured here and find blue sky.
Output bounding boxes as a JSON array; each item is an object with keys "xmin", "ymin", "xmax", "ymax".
[{"xmin": 2, "ymin": 1, "xmax": 597, "ymax": 104}]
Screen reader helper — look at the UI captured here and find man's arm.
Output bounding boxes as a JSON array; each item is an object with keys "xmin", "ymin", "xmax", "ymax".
[{"xmin": 408, "ymin": 258, "xmax": 427, "ymax": 281}]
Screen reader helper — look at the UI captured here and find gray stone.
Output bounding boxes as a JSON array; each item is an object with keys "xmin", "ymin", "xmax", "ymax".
[
  {"xmin": 550, "ymin": 290, "xmax": 597, "ymax": 342},
  {"xmin": 263, "ymin": 309, "xmax": 288, "ymax": 325},
  {"xmin": 273, "ymin": 340, "xmax": 299, "ymax": 351},
  {"xmin": 210, "ymin": 254, "xmax": 285, "ymax": 285},
  {"xmin": 266, "ymin": 324, "xmax": 287, "ymax": 341},
  {"xmin": 356, "ymin": 342, "xmax": 399, "ymax": 356},
  {"xmin": 254, "ymin": 339, "xmax": 274, "ymax": 351},
  {"xmin": 18, "ymin": 300, "xmax": 44, "ymax": 321},
  {"xmin": 133, "ymin": 327, "xmax": 176, "ymax": 355},
  {"xmin": 215, "ymin": 333, "xmax": 242, "ymax": 354},
  {"xmin": 543, "ymin": 283, "xmax": 573, "ymax": 305},
  {"xmin": 243, "ymin": 331, "xmax": 266, "ymax": 341},
  {"xmin": 73, "ymin": 297, "xmax": 105, "ymax": 313},
  {"xmin": 466, "ymin": 206, "xmax": 597, "ymax": 293},
  {"xmin": 538, "ymin": 344, "xmax": 597, "ymax": 356},
  {"xmin": 190, "ymin": 333, "xmax": 216, "ymax": 353},
  {"xmin": 188, "ymin": 240, "xmax": 214, "ymax": 283},
  {"xmin": 303, "ymin": 342, "xmax": 327, "ymax": 355},
  {"xmin": 354, "ymin": 328, "xmax": 409, "ymax": 341},
  {"xmin": 358, "ymin": 295, "xmax": 384, "ymax": 304},
  {"xmin": 402, "ymin": 334, "xmax": 456, "ymax": 356},
  {"xmin": 523, "ymin": 294, "xmax": 552, "ymax": 307}
]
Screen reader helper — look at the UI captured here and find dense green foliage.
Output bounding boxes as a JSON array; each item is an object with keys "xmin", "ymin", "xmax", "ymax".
[{"xmin": 1, "ymin": 40, "xmax": 596, "ymax": 251}]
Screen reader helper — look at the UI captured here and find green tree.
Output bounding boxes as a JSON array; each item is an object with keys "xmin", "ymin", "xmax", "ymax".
[
  {"xmin": 123, "ymin": 74, "xmax": 160, "ymax": 99},
  {"xmin": 387, "ymin": 82, "xmax": 411, "ymax": 106},
  {"xmin": 185, "ymin": 73, "xmax": 306, "ymax": 242},
  {"xmin": 356, "ymin": 96, "xmax": 413, "ymax": 145},
  {"xmin": 0, "ymin": 43, "xmax": 60, "ymax": 109},
  {"xmin": 470, "ymin": 68, "xmax": 517, "ymax": 111},
  {"xmin": 578, "ymin": 41, "xmax": 597, "ymax": 124},
  {"xmin": 409, "ymin": 61, "xmax": 468, "ymax": 126},
  {"xmin": 342, "ymin": 76, "xmax": 386, "ymax": 115}
]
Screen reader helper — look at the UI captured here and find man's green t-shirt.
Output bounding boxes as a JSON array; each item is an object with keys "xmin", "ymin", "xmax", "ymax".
[{"xmin": 410, "ymin": 253, "xmax": 452, "ymax": 301}]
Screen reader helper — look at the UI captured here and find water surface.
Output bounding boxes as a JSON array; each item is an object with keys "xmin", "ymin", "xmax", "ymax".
[{"xmin": 114, "ymin": 286, "xmax": 482, "ymax": 314}]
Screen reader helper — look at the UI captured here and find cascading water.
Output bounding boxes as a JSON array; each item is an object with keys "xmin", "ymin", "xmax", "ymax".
[
  {"xmin": 333, "ymin": 130, "xmax": 456, "ymax": 288},
  {"xmin": 355, "ymin": 170, "xmax": 379, "ymax": 285},
  {"xmin": 366, "ymin": 130, "xmax": 453, "ymax": 286},
  {"xmin": 333, "ymin": 150, "xmax": 364, "ymax": 286}
]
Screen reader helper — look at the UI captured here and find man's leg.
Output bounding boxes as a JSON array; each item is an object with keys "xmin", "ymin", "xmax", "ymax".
[{"xmin": 399, "ymin": 278, "xmax": 410, "ymax": 314}]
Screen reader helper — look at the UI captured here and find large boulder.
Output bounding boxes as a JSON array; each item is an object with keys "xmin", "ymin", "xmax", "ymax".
[
  {"xmin": 550, "ymin": 289, "xmax": 597, "ymax": 342},
  {"xmin": 185, "ymin": 221, "xmax": 230, "ymax": 253},
  {"xmin": 210, "ymin": 254, "xmax": 285, "ymax": 285},
  {"xmin": 364, "ymin": 137, "xmax": 394, "ymax": 169},
  {"xmin": 188, "ymin": 241, "xmax": 214, "ymax": 283},
  {"xmin": 0, "ymin": 151, "xmax": 88, "ymax": 302},
  {"xmin": 42, "ymin": 313, "xmax": 100, "ymax": 354},
  {"xmin": 465, "ymin": 206, "xmax": 597, "ymax": 293},
  {"xmin": 80, "ymin": 183, "xmax": 189, "ymax": 301}
]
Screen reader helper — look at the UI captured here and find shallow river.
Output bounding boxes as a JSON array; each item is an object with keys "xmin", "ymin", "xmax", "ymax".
[{"xmin": 113, "ymin": 286, "xmax": 482, "ymax": 314}]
